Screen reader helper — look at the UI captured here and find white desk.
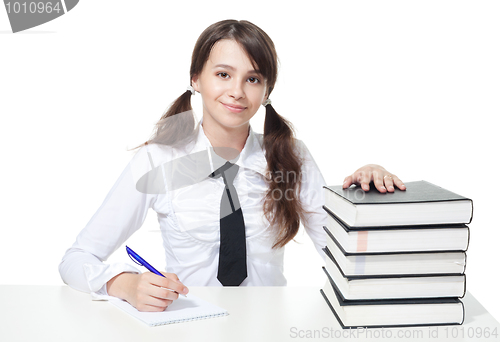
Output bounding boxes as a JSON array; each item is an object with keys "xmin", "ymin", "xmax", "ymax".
[{"xmin": 1, "ymin": 286, "xmax": 499, "ymax": 342}]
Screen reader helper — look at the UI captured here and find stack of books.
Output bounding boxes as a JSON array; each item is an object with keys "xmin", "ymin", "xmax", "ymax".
[{"xmin": 320, "ymin": 180, "xmax": 473, "ymax": 329}]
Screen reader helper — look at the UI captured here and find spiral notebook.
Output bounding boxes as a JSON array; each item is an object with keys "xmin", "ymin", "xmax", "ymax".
[{"xmin": 108, "ymin": 294, "xmax": 228, "ymax": 326}]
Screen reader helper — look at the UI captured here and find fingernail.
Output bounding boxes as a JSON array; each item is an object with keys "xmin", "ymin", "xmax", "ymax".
[
  {"xmin": 182, "ymin": 287, "xmax": 189, "ymax": 294},
  {"xmin": 388, "ymin": 186, "xmax": 394, "ymax": 191}
]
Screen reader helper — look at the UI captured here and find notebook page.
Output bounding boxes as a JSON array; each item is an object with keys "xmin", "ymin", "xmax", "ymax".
[{"xmin": 108, "ymin": 294, "xmax": 228, "ymax": 326}]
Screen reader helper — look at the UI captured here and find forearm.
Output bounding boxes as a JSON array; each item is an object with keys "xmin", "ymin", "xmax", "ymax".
[
  {"xmin": 107, "ymin": 272, "xmax": 138, "ymax": 301},
  {"xmin": 59, "ymin": 248, "xmax": 104, "ymax": 293},
  {"xmin": 59, "ymin": 248, "xmax": 140, "ymax": 294}
]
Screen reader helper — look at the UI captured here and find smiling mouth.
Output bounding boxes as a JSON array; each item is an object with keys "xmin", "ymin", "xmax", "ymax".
[{"xmin": 221, "ymin": 103, "xmax": 247, "ymax": 113}]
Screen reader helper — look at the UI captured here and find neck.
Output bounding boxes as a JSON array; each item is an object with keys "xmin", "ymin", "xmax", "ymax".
[{"xmin": 202, "ymin": 118, "xmax": 250, "ymax": 155}]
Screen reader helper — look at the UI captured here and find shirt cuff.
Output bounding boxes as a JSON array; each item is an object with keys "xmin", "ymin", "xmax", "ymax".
[{"xmin": 83, "ymin": 262, "xmax": 140, "ymax": 300}]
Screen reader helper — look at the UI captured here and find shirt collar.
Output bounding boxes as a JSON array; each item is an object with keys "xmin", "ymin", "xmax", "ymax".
[{"xmin": 193, "ymin": 119, "xmax": 269, "ymax": 179}]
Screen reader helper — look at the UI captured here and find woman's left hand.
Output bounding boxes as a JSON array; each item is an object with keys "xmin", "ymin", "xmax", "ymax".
[{"xmin": 342, "ymin": 164, "xmax": 406, "ymax": 193}]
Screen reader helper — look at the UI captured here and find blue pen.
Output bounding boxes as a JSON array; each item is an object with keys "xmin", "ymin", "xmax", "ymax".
[{"xmin": 126, "ymin": 245, "xmax": 187, "ymax": 297}]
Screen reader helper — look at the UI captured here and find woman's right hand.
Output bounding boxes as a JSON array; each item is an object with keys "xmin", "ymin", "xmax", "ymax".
[{"xmin": 107, "ymin": 272, "xmax": 189, "ymax": 312}]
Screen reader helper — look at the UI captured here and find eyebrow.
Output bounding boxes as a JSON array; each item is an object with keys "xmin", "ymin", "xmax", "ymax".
[{"xmin": 213, "ymin": 64, "xmax": 261, "ymax": 74}]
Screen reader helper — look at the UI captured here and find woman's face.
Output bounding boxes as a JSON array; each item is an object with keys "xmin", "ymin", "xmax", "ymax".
[{"xmin": 192, "ymin": 39, "xmax": 267, "ymax": 133}]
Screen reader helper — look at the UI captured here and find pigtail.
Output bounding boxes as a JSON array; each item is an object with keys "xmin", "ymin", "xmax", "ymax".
[
  {"xmin": 263, "ymin": 103, "xmax": 305, "ymax": 248},
  {"xmin": 132, "ymin": 90, "xmax": 197, "ymax": 150}
]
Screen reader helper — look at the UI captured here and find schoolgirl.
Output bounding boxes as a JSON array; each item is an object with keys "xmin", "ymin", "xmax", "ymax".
[{"xmin": 59, "ymin": 19, "xmax": 404, "ymax": 312}]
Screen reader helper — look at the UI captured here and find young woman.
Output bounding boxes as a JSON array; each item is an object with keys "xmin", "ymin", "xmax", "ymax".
[{"xmin": 59, "ymin": 19, "xmax": 405, "ymax": 312}]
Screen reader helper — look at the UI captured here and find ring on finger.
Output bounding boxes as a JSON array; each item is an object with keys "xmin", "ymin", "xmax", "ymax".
[{"xmin": 384, "ymin": 175, "xmax": 393, "ymax": 180}]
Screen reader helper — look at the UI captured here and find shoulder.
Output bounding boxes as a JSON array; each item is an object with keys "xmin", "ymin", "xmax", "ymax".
[
  {"xmin": 294, "ymin": 138, "xmax": 307, "ymax": 154},
  {"xmin": 292, "ymin": 138, "xmax": 313, "ymax": 162},
  {"xmin": 293, "ymin": 139, "xmax": 325, "ymax": 184},
  {"xmin": 127, "ymin": 141, "xmax": 197, "ymax": 183},
  {"xmin": 128, "ymin": 143, "xmax": 171, "ymax": 169},
  {"xmin": 131, "ymin": 138, "xmax": 199, "ymax": 165}
]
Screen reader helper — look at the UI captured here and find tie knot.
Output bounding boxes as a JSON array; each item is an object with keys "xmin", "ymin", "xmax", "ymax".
[{"xmin": 210, "ymin": 161, "xmax": 239, "ymax": 185}]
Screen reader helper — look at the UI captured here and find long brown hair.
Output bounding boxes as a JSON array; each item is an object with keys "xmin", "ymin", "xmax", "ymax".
[{"xmin": 139, "ymin": 20, "xmax": 306, "ymax": 248}]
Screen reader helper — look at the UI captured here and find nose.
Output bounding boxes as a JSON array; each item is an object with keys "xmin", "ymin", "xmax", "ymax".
[{"xmin": 228, "ymin": 80, "xmax": 245, "ymax": 100}]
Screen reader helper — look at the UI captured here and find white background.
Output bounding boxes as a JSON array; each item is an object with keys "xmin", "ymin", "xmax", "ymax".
[{"xmin": 1, "ymin": 0, "xmax": 499, "ymax": 322}]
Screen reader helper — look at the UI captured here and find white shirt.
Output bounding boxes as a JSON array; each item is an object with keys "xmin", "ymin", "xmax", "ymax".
[{"xmin": 59, "ymin": 121, "xmax": 327, "ymax": 296}]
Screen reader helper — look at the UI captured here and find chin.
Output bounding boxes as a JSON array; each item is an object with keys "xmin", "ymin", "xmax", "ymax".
[{"xmin": 219, "ymin": 119, "xmax": 250, "ymax": 130}]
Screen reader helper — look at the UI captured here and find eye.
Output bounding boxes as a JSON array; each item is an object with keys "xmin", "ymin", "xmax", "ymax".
[
  {"xmin": 217, "ymin": 72, "xmax": 230, "ymax": 79},
  {"xmin": 247, "ymin": 77, "xmax": 260, "ymax": 84}
]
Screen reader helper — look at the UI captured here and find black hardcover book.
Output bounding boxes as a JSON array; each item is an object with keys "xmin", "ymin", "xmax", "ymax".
[
  {"xmin": 324, "ymin": 226, "xmax": 467, "ymax": 277},
  {"xmin": 322, "ymin": 247, "xmax": 466, "ymax": 300},
  {"xmin": 324, "ymin": 180, "xmax": 473, "ymax": 227},
  {"xmin": 320, "ymin": 267, "xmax": 465, "ymax": 329},
  {"xmin": 323, "ymin": 205, "xmax": 470, "ymax": 253}
]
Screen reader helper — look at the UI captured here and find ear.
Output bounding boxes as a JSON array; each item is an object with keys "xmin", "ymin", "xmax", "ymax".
[
  {"xmin": 262, "ymin": 87, "xmax": 270, "ymax": 106},
  {"xmin": 191, "ymin": 75, "xmax": 200, "ymax": 92},
  {"xmin": 262, "ymin": 80, "xmax": 273, "ymax": 105}
]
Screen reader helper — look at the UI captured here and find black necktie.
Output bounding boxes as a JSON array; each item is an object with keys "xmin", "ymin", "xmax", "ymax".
[{"xmin": 209, "ymin": 161, "xmax": 247, "ymax": 286}]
